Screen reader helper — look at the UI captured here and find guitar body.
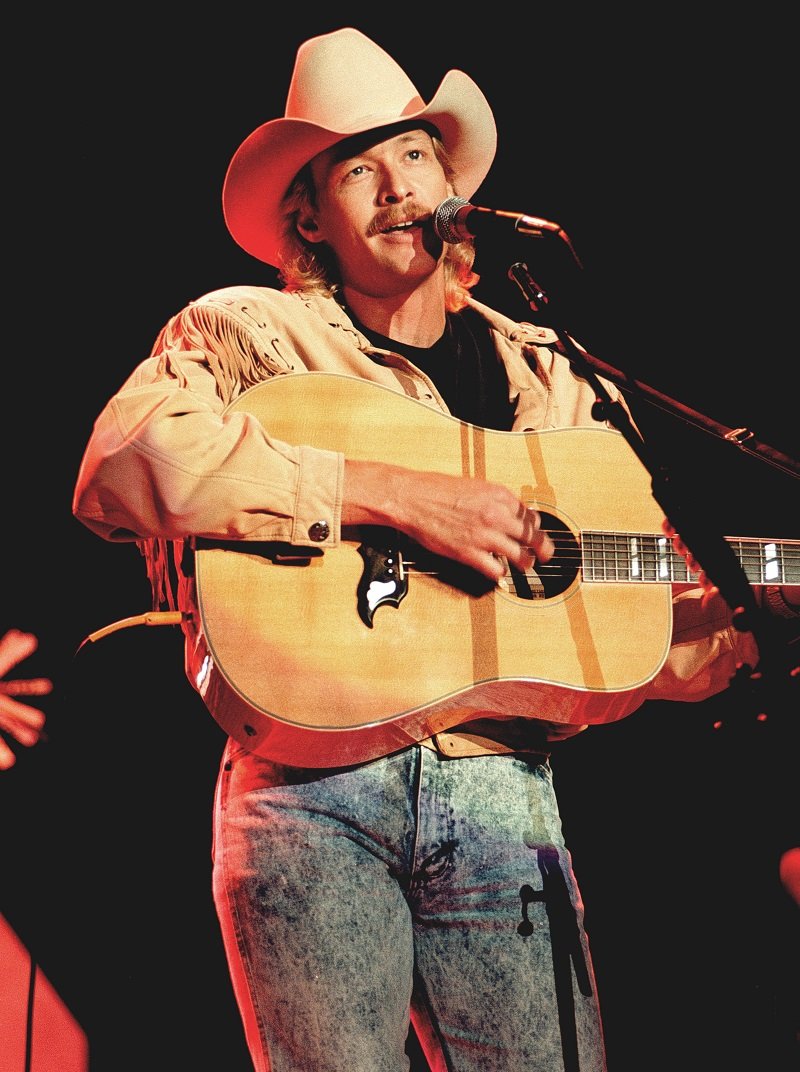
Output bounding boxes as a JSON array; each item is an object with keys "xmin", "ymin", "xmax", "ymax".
[{"xmin": 190, "ymin": 373, "xmax": 674, "ymax": 766}]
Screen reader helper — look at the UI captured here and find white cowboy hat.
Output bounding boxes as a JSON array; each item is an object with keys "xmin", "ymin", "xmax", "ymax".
[{"xmin": 222, "ymin": 27, "xmax": 497, "ymax": 267}]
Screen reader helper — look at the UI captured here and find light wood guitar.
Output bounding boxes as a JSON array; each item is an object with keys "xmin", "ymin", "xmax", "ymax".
[{"xmin": 188, "ymin": 373, "xmax": 799, "ymax": 767}]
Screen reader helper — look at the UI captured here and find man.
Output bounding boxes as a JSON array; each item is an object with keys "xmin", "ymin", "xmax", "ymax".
[{"xmin": 72, "ymin": 28, "xmax": 798, "ymax": 1072}]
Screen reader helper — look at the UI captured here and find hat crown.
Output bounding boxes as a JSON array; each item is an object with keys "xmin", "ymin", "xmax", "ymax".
[{"xmin": 285, "ymin": 28, "xmax": 426, "ymax": 132}]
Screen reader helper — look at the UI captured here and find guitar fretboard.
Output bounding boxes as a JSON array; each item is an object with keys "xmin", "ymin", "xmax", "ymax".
[{"xmin": 582, "ymin": 533, "xmax": 800, "ymax": 586}]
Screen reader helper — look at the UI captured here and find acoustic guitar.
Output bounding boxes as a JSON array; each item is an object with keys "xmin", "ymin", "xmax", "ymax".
[{"xmin": 187, "ymin": 373, "xmax": 798, "ymax": 766}]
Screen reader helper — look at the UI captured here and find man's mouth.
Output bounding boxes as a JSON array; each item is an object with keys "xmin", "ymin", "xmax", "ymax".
[
  {"xmin": 381, "ymin": 220, "xmax": 418, "ymax": 234},
  {"xmin": 370, "ymin": 213, "xmax": 430, "ymax": 237}
]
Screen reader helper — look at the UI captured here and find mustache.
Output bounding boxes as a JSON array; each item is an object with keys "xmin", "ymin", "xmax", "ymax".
[{"xmin": 367, "ymin": 203, "xmax": 434, "ymax": 237}]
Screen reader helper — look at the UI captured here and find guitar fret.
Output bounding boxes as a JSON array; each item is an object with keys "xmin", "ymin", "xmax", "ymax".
[
  {"xmin": 581, "ymin": 533, "xmax": 800, "ymax": 585},
  {"xmin": 726, "ymin": 537, "xmax": 800, "ymax": 584}
]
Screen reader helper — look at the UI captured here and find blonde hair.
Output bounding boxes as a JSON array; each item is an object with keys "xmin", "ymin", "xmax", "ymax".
[{"xmin": 277, "ymin": 137, "xmax": 480, "ymax": 312}]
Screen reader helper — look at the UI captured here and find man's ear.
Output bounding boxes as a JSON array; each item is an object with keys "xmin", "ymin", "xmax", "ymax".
[{"xmin": 296, "ymin": 216, "xmax": 324, "ymax": 244}]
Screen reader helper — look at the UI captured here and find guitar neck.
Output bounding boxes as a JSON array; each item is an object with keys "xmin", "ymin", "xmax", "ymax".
[{"xmin": 582, "ymin": 533, "xmax": 800, "ymax": 586}]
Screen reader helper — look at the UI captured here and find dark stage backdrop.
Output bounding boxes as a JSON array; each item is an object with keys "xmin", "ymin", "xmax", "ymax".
[{"xmin": 3, "ymin": 13, "xmax": 798, "ymax": 1072}]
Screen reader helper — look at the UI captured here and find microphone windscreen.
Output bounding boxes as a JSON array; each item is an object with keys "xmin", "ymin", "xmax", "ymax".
[{"xmin": 432, "ymin": 197, "xmax": 470, "ymax": 243}]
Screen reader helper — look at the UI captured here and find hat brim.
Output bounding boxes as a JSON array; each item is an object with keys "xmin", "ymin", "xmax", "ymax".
[{"xmin": 222, "ymin": 69, "xmax": 497, "ymax": 268}]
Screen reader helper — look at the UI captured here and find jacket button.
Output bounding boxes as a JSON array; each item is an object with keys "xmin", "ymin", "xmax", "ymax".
[{"xmin": 308, "ymin": 520, "xmax": 330, "ymax": 542}]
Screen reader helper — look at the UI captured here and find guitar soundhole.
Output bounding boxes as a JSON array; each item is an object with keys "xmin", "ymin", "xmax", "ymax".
[{"xmin": 506, "ymin": 511, "xmax": 579, "ymax": 601}]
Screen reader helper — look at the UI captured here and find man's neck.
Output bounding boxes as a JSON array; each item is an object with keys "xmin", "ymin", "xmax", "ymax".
[{"xmin": 341, "ymin": 273, "xmax": 447, "ymax": 348}]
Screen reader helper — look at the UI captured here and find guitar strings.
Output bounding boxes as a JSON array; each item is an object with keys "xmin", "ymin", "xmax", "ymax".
[{"xmin": 400, "ymin": 528, "xmax": 799, "ymax": 586}]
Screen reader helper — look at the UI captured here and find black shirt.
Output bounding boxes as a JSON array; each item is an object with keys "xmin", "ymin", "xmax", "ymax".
[{"xmin": 350, "ymin": 305, "xmax": 517, "ymax": 432}]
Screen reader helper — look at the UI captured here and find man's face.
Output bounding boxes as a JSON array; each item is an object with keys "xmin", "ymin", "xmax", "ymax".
[{"xmin": 304, "ymin": 127, "xmax": 450, "ymax": 298}]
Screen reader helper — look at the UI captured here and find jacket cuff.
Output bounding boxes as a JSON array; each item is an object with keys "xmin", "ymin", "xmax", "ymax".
[{"xmin": 290, "ymin": 445, "xmax": 344, "ymax": 548}]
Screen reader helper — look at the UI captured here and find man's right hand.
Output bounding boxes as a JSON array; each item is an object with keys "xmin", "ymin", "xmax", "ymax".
[{"xmin": 343, "ymin": 460, "xmax": 554, "ymax": 582}]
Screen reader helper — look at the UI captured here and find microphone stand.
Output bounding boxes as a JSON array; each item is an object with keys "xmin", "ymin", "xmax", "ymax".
[{"xmin": 508, "ymin": 261, "xmax": 799, "ymax": 717}]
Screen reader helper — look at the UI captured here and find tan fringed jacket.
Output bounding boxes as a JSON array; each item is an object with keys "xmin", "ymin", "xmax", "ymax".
[{"xmin": 73, "ymin": 285, "xmax": 757, "ymax": 763}]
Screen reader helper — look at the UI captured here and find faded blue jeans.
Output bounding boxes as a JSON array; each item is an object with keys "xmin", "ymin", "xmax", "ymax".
[{"xmin": 212, "ymin": 738, "xmax": 606, "ymax": 1072}]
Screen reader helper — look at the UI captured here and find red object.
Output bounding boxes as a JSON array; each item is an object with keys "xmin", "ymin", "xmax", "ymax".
[{"xmin": 0, "ymin": 913, "xmax": 89, "ymax": 1072}]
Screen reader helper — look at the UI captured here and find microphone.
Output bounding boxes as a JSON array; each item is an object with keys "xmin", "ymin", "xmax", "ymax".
[
  {"xmin": 432, "ymin": 196, "xmax": 582, "ymax": 268},
  {"xmin": 433, "ymin": 196, "xmax": 562, "ymax": 244}
]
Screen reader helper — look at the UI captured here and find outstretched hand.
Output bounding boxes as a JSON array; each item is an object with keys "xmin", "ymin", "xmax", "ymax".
[{"xmin": 0, "ymin": 629, "xmax": 53, "ymax": 770}]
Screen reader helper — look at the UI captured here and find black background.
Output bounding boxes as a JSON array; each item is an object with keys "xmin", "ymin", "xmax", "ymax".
[{"xmin": 3, "ymin": 13, "xmax": 798, "ymax": 1072}]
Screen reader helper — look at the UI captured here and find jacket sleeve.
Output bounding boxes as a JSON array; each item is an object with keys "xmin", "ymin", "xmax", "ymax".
[
  {"xmin": 646, "ymin": 587, "xmax": 761, "ymax": 702},
  {"xmin": 72, "ymin": 302, "xmax": 344, "ymax": 548}
]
